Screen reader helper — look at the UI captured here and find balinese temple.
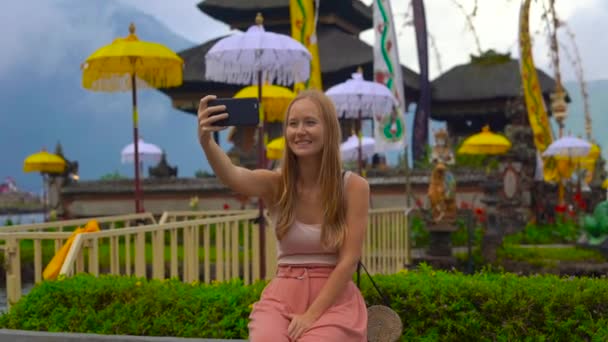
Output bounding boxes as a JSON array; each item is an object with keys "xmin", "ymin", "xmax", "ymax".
[
  {"xmin": 56, "ymin": 1, "xmax": 493, "ymax": 218},
  {"xmin": 430, "ymin": 50, "xmax": 560, "ymax": 142},
  {"xmin": 430, "ymin": 50, "xmax": 561, "ymax": 223},
  {"xmin": 430, "ymin": 50, "xmax": 605, "ymax": 223},
  {"xmin": 162, "ymin": 0, "xmax": 421, "ymax": 168},
  {"xmin": 166, "ymin": 0, "xmax": 420, "ymax": 109}
]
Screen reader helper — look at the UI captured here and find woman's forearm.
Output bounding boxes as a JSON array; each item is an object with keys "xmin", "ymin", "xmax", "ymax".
[
  {"xmin": 200, "ymin": 134, "xmax": 240, "ymax": 187},
  {"xmin": 304, "ymin": 261, "xmax": 358, "ymax": 320}
]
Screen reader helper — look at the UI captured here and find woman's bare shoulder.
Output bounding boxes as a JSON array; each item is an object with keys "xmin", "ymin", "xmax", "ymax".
[{"xmin": 345, "ymin": 172, "xmax": 370, "ymax": 194}]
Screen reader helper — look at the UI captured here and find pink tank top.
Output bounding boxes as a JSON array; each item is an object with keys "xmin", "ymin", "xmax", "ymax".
[{"xmin": 275, "ymin": 171, "xmax": 352, "ymax": 266}]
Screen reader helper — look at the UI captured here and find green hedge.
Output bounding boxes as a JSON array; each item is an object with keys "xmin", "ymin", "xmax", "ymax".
[{"xmin": 2, "ymin": 265, "xmax": 608, "ymax": 340}]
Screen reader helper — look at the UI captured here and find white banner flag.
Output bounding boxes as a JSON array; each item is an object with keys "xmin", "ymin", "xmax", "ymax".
[{"xmin": 373, "ymin": 0, "xmax": 407, "ymax": 152}]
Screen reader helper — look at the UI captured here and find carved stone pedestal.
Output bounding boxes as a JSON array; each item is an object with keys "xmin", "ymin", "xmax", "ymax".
[{"xmin": 427, "ymin": 223, "xmax": 458, "ymax": 257}]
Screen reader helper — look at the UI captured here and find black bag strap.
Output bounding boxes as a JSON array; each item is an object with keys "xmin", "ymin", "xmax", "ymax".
[
  {"xmin": 358, "ymin": 261, "xmax": 391, "ymax": 307},
  {"xmin": 343, "ymin": 170, "xmax": 391, "ymax": 307}
]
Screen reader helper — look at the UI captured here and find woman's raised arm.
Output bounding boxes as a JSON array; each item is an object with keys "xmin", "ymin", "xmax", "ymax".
[{"xmin": 197, "ymin": 95, "xmax": 279, "ymax": 203}]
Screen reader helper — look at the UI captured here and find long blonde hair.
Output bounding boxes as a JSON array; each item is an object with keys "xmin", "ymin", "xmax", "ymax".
[{"xmin": 275, "ymin": 90, "xmax": 346, "ymax": 250}]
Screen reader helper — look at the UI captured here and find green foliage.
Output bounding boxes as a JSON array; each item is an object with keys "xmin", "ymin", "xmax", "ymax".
[
  {"xmin": 498, "ymin": 245, "xmax": 606, "ymax": 267},
  {"xmin": 5, "ymin": 268, "xmax": 608, "ymax": 340},
  {"xmin": 3, "ymin": 219, "xmax": 13, "ymax": 226},
  {"xmin": 411, "ymin": 215, "xmax": 483, "ymax": 248},
  {"xmin": 453, "ymin": 139, "xmax": 499, "ymax": 171},
  {"xmin": 582, "ymin": 200, "xmax": 608, "ymax": 239},
  {"xmin": 0, "ymin": 275, "xmax": 265, "ymax": 338},
  {"xmin": 504, "ymin": 219, "xmax": 580, "ymax": 245},
  {"xmin": 413, "ymin": 145, "xmax": 433, "ymax": 170},
  {"xmin": 451, "ymin": 217, "xmax": 483, "ymax": 247},
  {"xmin": 410, "ymin": 216, "xmax": 429, "ymax": 248},
  {"xmin": 360, "ymin": 265, "xmax": 608, "ymax": 341},
  {"xmin": 194, "ymin": 170, "xmax": 214, "ymax": 178},
  {"xmin": 100, "ymin": 171, "xmax": 126, "ymax": 181}
]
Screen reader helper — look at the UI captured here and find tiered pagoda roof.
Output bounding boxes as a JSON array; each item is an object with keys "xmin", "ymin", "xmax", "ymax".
[{"xmin": 162, "ymin": 0, "xmax": 420, "ymax": 114}]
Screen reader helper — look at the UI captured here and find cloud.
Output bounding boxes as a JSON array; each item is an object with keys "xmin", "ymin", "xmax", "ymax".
[
  {"xmin": 0, "ymin": 0, "xmax": 121, "ymax": 78},
  {"xmin": 115, "ymin": 0, "xmax": 229, "ymax": 43},
  {"xmin": 558, "ymin": 0, "xmax": 608, "ymax": 80},
  {"xmin": 107, "ymin": 0, "xmax": 605, "ymax": 81}
]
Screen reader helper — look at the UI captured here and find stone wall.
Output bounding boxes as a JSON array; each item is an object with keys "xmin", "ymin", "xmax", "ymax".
[{"xmin": 57, "ymin": 172, "xmax": 489, "ymax": 218}]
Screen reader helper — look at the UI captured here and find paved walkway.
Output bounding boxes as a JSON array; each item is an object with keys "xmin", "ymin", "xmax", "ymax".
[{"xmin": 0, "ymin": 330, "xmax": 245, "ymax": 342}]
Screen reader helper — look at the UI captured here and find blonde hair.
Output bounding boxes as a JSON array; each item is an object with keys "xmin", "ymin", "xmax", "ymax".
[{"xmin": 275, "ymin": 90, "xmax": 346, "ymax": 250}]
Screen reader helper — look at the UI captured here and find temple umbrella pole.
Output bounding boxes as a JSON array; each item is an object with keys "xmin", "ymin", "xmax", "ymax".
[
  {"xmin": 357, "ymin": 109, "xmax": 363, "ymax": 176},
  {"xmin": 131, "ymin": 71, "xmax": 143, "ymax": 213},
  {"xmin": 356, "ymin": 109, "xmax": 362, "ymax": 287},
  {"xmin": 41, "ymin": 173, "xmax": 47, "ymax": 222},
  {"xmin": 257, "ymin": 69, "xmax": 266, "ymax": 279},
  {"xmin": 402, "ymin": 114, "xmax": 412, "ymax": 268}
]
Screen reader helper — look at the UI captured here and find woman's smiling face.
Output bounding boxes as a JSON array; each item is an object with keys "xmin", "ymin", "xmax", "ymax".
[{"xmin": 285, "ymin": 98, "xmax": 325, "ymax": 158}]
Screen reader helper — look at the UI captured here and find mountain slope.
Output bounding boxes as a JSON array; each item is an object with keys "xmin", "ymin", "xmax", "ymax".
[{"xmin": 0, "ymin": 0, "xmax": 229, "ymax": 193}]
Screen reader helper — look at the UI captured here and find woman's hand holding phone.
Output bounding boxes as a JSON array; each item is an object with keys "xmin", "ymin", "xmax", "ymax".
[{"xmin": 197, "ymin": 95, "xmax": 228, "ymax": 147}]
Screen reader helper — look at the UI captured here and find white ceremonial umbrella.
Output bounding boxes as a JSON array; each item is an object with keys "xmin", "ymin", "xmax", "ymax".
[
  {"xmin": 542, "ymin": 136, "xmax": 591, "ymax": 204},
  {"xmin": 542, "ymin": 136, "xmax": 592, "ymax": 158},
  {"xmin": 121, "ymin": 138, "xmax": 163, "ymax": 164},
  {"xmin": 326, "ymin": 71, "xmax": 396, "ymax": 174},
  {"xmin": 341, "ymin": 135, "xmax": 375, "ymax": 162},
  {"xmin": 205, "ymin": 13, "xmax": 311, "ymax": 169},
  {"xmin": 204, "ymin": 13, "xmax": 311, "ymax": 279},
  {"xmin": 325, "ymin": 72, "xmax": 397, "ymax": 119},
  {"xmin": 205, "ymin": 22, "xmax": 310, "ymax": 87}
]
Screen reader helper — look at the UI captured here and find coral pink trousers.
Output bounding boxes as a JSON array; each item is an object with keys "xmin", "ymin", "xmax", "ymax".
[{"xmin": 248, "ymin": 264, "xmax": 367, "ymax": 341}]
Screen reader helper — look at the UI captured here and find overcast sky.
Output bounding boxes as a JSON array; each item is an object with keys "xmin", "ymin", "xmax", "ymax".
[{"xmin": 116, "ymin": 0, "xmax": 607, "ymax": 81}]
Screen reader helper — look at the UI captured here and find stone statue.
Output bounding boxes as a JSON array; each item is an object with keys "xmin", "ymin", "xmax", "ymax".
[
  {"xmin": 427, "ymin": 129, "xmax": 457, "ymax": 224},
  {"xmin": 430, "ymin": 128, "xmax": 455, "ymax": 165},
  {"xmin": 427, "ymin": 162, "xmax": 457, "ymax": 223}
]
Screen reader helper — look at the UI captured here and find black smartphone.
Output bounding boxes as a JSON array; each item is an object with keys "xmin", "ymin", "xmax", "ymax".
[{"xmin": 208, "ymin": 97, "xmax": 260, "ymax": 127}]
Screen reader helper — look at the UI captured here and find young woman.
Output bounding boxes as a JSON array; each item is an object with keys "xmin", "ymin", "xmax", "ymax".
[{"xmin": 198, "ymin": 90, "xmax": 369, "ymax": 341}]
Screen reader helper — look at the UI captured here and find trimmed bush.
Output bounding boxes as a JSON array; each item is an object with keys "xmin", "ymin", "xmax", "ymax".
[
  {"xmin": 2, "ymin": 265, "xmax": 608, "ymax": 340},
  {"xmin": 0, "ymin": 275, "xmax": 264, "ymax": 338}
]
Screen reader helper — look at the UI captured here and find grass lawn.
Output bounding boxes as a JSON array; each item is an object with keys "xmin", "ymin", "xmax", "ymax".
[
  {"xmin": 497, "ymin": 244, "xmax": 606, "ymax": 267},
  {"xmin": 0, "ymin": 239, "xmax": 248, "ymax": 272}
]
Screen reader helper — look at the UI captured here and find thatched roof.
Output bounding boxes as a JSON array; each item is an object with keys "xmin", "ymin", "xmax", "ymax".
[
  {"xmin": 431, "ymin": 58, "xmax": 557, "ymax": 102},
  {"xmin": 430, "ymin": 52, "xmax": 567, "ymax": 120},
  {"xmin": 198, "ymin": 0, "xmax": 372, "ymax": 33}
]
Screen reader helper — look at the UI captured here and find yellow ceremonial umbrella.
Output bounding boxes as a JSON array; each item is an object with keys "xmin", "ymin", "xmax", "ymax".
[
  {"xmin": 81, "ymin": 23, "xmax": 183, "ymax": 213},
  {"xmin": 23, "ymin": 151, "xmax": 66, "ymax": 174},
  {"xmin": 457, "ymin": 125, "xmax": 512, "ymax": 155},
  {"xmin": 234, "ymin": 84, "xmax": 295, "ymax": 122},
  {"xmin": 23, "ymin": 150, "xmax": 66, "ymax": 222},
  {"xmin": 602, "ymin": 179, "xmax": 608, "ymax": 189},
  {"xmin": 266, "ymin": 137, "xmax": 285, "ymax": 160}
]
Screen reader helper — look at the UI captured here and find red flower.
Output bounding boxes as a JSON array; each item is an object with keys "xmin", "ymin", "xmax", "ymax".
[
  {"xmin": 579, "ymin": 201, "xmax": 588, "ymax": 210},
  {"xmin": 474, "ymin": 207, "xmax": 486, "ymax": 223},
  {"xmin": 223, "ymin": 203, "xmax": 230, "ymax": 210},
  {"xmin": 573, "ymin": 192, "xmax": 582, "ymax": 203},
  {"xmin": 555, "ymin": 204, "xmax": 567, "ymax": 213}
]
